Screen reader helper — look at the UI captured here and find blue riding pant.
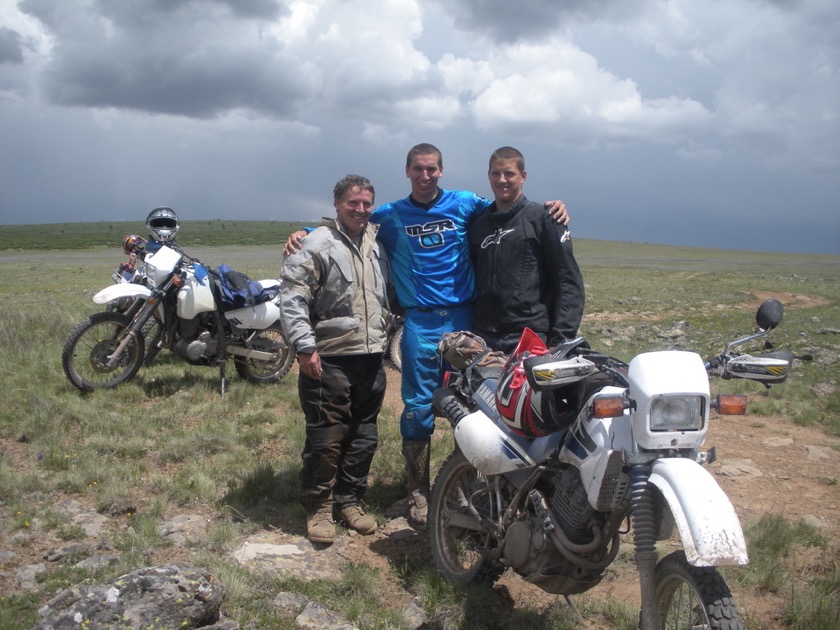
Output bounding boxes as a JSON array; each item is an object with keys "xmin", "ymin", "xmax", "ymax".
[{"xmin": 400, "ymin": 305, "xmax": 473, "ymax": 441}]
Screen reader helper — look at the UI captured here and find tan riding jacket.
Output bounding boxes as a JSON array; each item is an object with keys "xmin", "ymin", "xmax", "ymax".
[{"xmin": 280, "ymin": 218, "xmax": 390, "ymax": 357}]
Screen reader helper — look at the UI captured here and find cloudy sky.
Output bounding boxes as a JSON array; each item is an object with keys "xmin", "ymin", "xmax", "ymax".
[{"xmin": 1, "ymin": 0, "xmax": 838, "ymax": 254}]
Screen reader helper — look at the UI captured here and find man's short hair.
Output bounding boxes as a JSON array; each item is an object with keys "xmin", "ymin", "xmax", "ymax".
[
  {"xmin": 406, "ymin": 143, "xmax": 443, "ymax": 170},
  {"xmin": 489, "ymin": 146, "xmax": 525, "ymax": 172},
  {"xmin": 334, "ymin": 174, "xmax": 375, "ymax": 202}
]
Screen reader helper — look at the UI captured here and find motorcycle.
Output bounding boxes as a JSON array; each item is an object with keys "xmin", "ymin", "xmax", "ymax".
[
  {"xmin": 62, "ymin": 242, "xmax": 295, "ymax": 393},
  {"xmin": 429, "ymin": 299, "xmax": 793, "ymax": 629}
]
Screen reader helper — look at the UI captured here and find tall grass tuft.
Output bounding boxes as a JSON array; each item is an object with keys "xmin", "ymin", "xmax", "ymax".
[{"xmin": 784, "ymin": 566, "xmax": 840, "ymax": 630}]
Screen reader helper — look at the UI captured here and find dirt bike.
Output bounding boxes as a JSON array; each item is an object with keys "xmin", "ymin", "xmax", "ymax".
[
  {"xmin": 429, "ymin": 299, "xmax": 793, "ymax": 629},
  {"xmin": 62, "ymin": 243, "xmax": 295, "ymax": 394}
]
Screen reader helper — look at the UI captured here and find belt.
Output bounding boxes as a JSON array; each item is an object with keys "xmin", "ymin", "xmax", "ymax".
[{"xmin": 409, "ymin": 304, "xmax": 469, "ymax": 315}]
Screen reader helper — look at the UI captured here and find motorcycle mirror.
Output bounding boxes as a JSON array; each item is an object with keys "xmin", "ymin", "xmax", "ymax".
[{"xmin": 756, "ymin": 298, "xmax": 784, "ymax": 331}]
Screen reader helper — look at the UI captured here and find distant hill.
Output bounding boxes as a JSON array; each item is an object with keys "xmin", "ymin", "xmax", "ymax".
[{"xmin": 0, "ymin": 220, "xmax": 310, "ymax": 250}]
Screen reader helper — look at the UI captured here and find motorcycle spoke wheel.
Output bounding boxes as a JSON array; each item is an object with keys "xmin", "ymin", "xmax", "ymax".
[
  {"xmin": 655, "ymin": 551, "xmax": 743, "ymax": 630},
  {"xmin": 61, "ymin": 311, "xmax": 144, "ymax": 392},
  {"xmin": 234, "ymin": 324, "xmax": 295, "ymax": 384},
  {"xmin": 428, "ymin": 451, "xmax": 504, "ymax": 586}
]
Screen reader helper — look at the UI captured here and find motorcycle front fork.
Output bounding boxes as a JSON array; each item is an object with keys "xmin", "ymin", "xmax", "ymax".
[
  {"xmin": 106, "ymin": 300, "xmax": 159, "ymax": 367},
  {"xmin": 630, "ymin": 464, "xmax": 659, "ymax": 630}
]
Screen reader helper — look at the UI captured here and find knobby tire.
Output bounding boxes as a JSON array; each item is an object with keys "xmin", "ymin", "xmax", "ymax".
[
  {"xmin": 428, "ymin": 450, "xmax": 505, "ymax": 586},
  {"xmin": 61, "ymin": 311, "xmax": 145, "ymax": 392},
  {"xmin": 654, "ymin": 550, "xmax": 743, "ymax": 630}
]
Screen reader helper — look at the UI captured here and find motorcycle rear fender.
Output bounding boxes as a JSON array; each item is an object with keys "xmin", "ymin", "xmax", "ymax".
[
  {"xmin": 92, "ymin": 283, "xmax": 152, "ymax": 305},
  {"xmin": 648, "ymin": 458, "xmax": 748, "ymax": 567}
]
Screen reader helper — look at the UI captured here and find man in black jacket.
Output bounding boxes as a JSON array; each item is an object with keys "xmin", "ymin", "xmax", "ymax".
[{"xmin": 469, "ymin": 146, "xmax": 585, "ymax": 353}]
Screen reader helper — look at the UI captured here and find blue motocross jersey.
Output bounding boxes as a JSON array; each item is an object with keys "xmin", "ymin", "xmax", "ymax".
[{"xmin": 372, "ymin": 189, "xmax": 490, "ymax": 309}]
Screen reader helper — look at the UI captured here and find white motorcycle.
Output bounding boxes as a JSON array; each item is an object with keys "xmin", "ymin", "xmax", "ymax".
[
  {"xmin": 62, "ymin": 243, "xmax": 295, "ymax": 393},
  {"xmin": 429, "ymin": 299, "xmax": 793, "ymax": 629}
]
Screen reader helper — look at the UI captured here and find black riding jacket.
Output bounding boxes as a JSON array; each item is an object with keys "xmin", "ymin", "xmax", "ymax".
[{"xmin": 469, "ymin": 195, "xmax": 585, "ymax": 347}]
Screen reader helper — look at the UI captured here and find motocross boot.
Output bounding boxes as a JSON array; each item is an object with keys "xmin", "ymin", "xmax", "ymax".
[
  {"xmin": 403, "ymin": 439, "xmax": 431, "ymax": 529},
  {"xmin": 306, "ymin": 501, "xmax": 335, "ymax": 544},
  {"xmin": 336, "ymin": 503, "xmax": 377, "ymax": 535}
]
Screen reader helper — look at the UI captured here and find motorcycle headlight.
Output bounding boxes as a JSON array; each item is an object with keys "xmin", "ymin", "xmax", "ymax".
[{"xmin": 650, "ymin": 395, "xmax": 705, "ymax": 432}]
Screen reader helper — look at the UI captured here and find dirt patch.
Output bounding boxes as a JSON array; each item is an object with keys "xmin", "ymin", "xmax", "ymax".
[
  {"xmin": 584, "ymin": 290, "xmax": 833, "ymax": 324},
  {"xmin": 751, "ymin": 290, "xmax": 831, "ymax": 309}
]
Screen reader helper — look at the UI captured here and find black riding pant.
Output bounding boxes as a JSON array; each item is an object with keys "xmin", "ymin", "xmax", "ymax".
[{"xmin": 298, "ymin": 353, "xmax": 385, "ymax": 510}]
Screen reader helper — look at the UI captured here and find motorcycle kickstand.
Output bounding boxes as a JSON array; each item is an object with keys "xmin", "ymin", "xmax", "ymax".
[
  {"xmin": 214, "ymin": 312, "xmax": 228, "ymax": 395},
  {"xmin": 219, "ymin": 360, "xmax": 227, "ymax": 395},
  {"xmin": 560, "ymin": 595, "xmax": 581, "ymax": 623}
]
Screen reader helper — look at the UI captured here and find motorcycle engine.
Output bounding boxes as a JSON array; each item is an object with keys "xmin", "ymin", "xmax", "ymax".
[
  {"xmin": 503, "ymin": 468, "xmax": 594, "ymax": 568},
  {"xmin": 174, "ymin": 317, "xmax": 218, "ymax": 363},
  {"xmin": 549, "ymin": 467, "xmax": 600, "ymax": 544},
  {"xmin": 501, "ymin": 467, "xmax": 624, "ymax": 594}
]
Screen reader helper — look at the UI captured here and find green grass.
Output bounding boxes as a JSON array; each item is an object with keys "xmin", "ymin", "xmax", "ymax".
[
  {"xmin": 0, "ymin": 220, "xmax": 309, "ymax": 250},
  {"xmin": 723, "ymin": 514, "xmax": 840, "ymax": 629},
  {"xmin": 0, "ymin": 224, "xmax": 839, "ymax": 627}
]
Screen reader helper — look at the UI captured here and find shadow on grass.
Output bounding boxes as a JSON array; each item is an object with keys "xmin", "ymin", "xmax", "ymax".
[
  {"xmin": 220, "ymin": 462, "xmax": 302, "ymax": 533},
  {"xmin": 415, "ymin": 572, "xmax": 571, "ymax": 630},
  {"xmin": 220, "ymin": 461, "xmax": 412, "ymax": 537},
  {"xmin": 140, "ymin": 368, "xmax": 228, "ymax": 397}
]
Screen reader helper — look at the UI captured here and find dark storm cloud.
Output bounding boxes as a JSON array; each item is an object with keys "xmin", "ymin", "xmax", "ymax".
[
  {"xmin": 89, "ymin": 0, "xmax": 288, "ymax": 23},
  {"xmin": 2, "ymin": 0, "xmax": 838, "ymax": 254},
  {"xmin": 20, "ymin": 0, "xmax": 308, "ymax": 118},
  {"xmin": 440, "ymin": 0, "xmax": 645, "ymax": 42},
  {"xmin": 0, "ymin": 27, "xmax": 24, "ymax": 64},
  {"xmin": 205, "ymin": 0, "xmax": 287, "ymax": 20}
]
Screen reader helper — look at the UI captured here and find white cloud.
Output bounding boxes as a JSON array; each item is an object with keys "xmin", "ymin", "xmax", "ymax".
[{"xmin": 466, "ymin": 40, "xmax": 712, "ymax": 147}]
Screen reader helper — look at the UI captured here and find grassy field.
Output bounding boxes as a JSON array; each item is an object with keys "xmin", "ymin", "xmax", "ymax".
[
  {"xmin": 0, "ymin": 220, "xmax": 309, "ymax": 250},
  {"xmin": 0, "ymin": 223, "xmax": 839, "ymax": 628}
]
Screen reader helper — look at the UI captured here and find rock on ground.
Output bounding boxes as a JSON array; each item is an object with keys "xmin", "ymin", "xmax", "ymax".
[{"xmin": 34, "ymin": 564, "xmax": 230, "ymax": 630}]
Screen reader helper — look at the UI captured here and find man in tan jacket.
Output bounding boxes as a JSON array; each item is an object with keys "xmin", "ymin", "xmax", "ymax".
[{"xmin": 280, "ymin": 174, "xmax": 391, "ymax": 544}]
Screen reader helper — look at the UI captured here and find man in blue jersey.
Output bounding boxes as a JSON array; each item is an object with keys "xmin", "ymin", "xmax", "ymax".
[{"xmin": 285, "ymin": 143, "xmax": 569, "ymax": 528}]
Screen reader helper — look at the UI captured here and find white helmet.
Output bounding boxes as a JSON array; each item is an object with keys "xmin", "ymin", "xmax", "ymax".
[{"xmin": 146, "ymin": 207, "xmax": 179, "ymax": 243}]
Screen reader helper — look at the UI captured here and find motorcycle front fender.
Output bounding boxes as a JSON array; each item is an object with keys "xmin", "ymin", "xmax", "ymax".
[
  {"xmin": 648, "ymin": 458, "xmax": 748, "ymax": 567},
  {"xmin": 92, "ymin": 283, "xmax": 152, "ymax": 305}
]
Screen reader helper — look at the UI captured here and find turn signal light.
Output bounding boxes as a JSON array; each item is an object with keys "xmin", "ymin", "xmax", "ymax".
[
  {"xmin": 592, "ymin": 395, "xmax": 627, "ymax": 418},
  {"xmin": 713, "ymin": 394, "xmax": 747, "ymax": 415}
]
